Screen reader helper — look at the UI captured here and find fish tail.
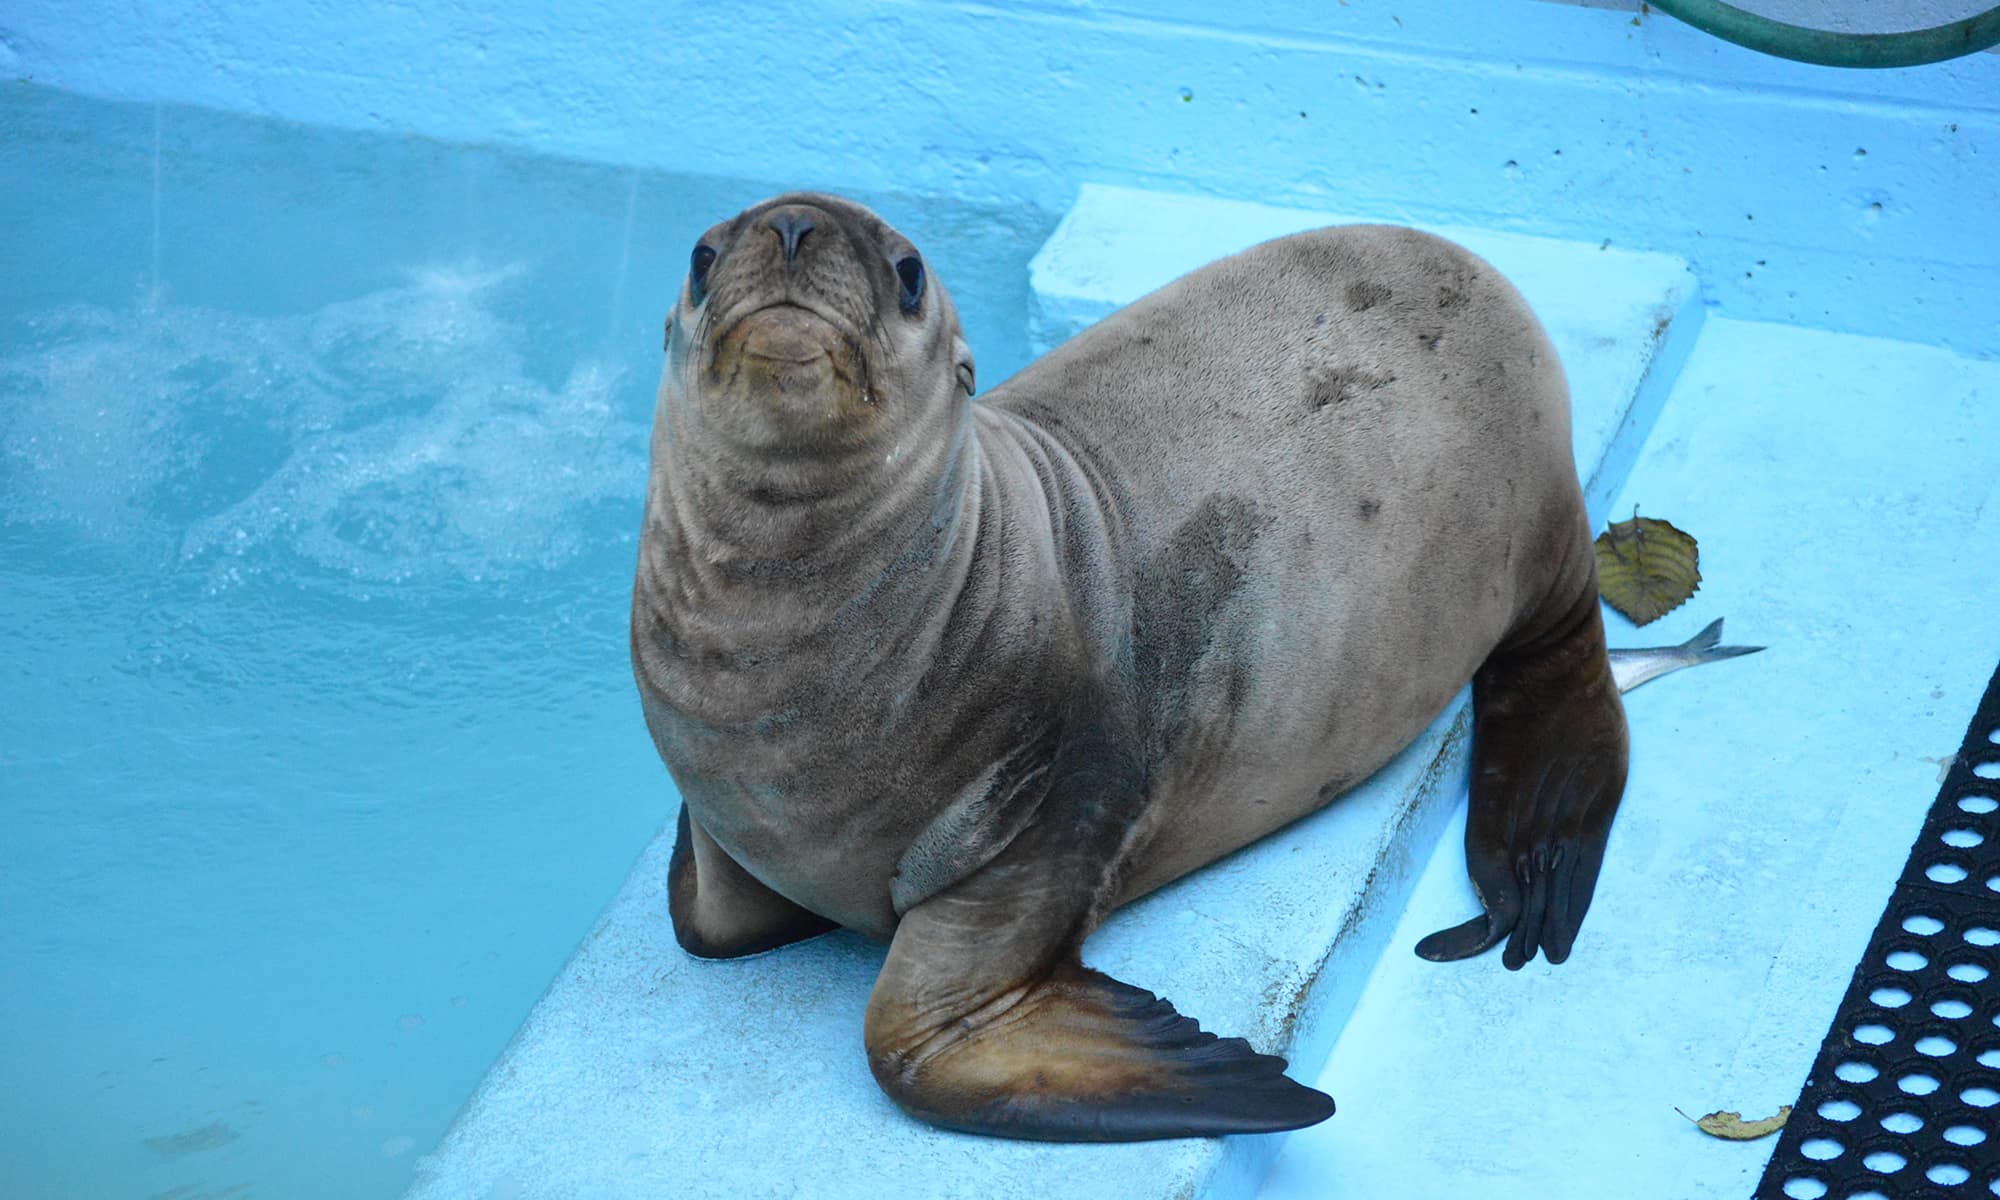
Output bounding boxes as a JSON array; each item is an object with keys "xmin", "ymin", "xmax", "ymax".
[
  {"xmin": 1681, "ymin": 618, "xmax": 1764, "ymax": 664},
  {"xmin": 1607, "ymin": 617, "xmax": 1766, "ymax": 694}
]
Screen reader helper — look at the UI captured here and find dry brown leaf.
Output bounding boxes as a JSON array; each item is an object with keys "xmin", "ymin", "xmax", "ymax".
[
  {"xmin": 1595, "ymin": 514, "xmax": 1701, "ymax": 626},
  {"xmin": 1675, "ymin": 1104, "xmax": 1791, "ymax": 1140}
]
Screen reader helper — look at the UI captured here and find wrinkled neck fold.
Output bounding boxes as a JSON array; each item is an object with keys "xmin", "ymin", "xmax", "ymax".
[{"xmin": 645, "ymin": 387, "xmax": 975, "ymax": 605}]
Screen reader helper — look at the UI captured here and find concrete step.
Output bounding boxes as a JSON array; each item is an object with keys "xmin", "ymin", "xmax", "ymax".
[{"xmin": 406, "ymin": 185, "xmax": 1704, "ymax": 1200}]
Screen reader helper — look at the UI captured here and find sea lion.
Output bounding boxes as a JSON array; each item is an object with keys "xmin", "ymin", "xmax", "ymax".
[{"xmin": 630, "ymin": 192, "xmax": 1631, "ymax": 1141}]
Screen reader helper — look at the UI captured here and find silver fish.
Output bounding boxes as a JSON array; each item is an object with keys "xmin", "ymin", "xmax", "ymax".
[{"xmin": 1609, "ymin": 618, "xmax": 1764, "ymax": 694}]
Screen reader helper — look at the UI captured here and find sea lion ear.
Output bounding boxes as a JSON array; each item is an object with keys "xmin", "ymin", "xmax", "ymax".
[{"xmin": 954, "ymin": 337, "xmax": 976, "ymax": 397}]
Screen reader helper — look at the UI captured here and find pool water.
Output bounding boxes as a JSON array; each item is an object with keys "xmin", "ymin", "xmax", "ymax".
[{"xmin": 0, "ymin": 82, "xmax": 1050, "ymax": 1200}]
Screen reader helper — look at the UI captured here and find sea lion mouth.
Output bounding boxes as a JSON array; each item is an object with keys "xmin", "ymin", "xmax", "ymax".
[
  {"xmin": 705, "ymin": 301, "xmax": 873, "ymax": 442},
  {"xmin": 737, "ymin": 308, "xmax": 837, "ymax": 365},
  {"xmin": 722, "ymin": 301, "xmax": 850, "ymax": 355},
  {"xmin": 713, "ymin": 301, "xmax": 864, "ymax": 380}
]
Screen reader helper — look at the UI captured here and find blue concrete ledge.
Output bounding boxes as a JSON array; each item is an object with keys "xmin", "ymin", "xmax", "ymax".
[{"xmin": 407, "ymin": 188, "xmax": 1703, "ymax": 1200}]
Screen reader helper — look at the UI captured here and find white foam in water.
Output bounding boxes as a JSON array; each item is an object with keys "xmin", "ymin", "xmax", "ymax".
[
  {"xmin": 0, "ymin": 301, "xmax": 208, "ymax": 540},
  {"xmin": 1, "ymin": 262, "xmax": 646, "ymax": 588}
]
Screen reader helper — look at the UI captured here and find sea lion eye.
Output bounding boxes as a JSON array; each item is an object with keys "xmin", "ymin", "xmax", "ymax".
[
  {"xmin": 689, "ymin": 244, "xmax": 717, "ymax": 306},
  {"xmin": 895, "ymin": 255, "xmax": 925, "ymax": 314}
]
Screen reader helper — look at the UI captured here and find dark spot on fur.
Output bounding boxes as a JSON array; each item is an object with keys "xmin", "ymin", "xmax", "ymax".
[
  {"xmin": 1416, "ymin": 329, "xmax": 1443, "ymax": 352},
  {"xmin": 1345, "ymin": 281, "xmax": 1392, "ymax": 312},
  {"xmin": 1314, "ymin": 311, "xmax": 1327, "ymax": 327},
  {"xmin": 1306, "ymin": 362, "xmax": 1394, "ymax": 411},
  {"xmin": 1436, "ymin": 283, "xmax": 1468, "ymax": 310},
  {"xmin": 1132, "ymin": 495, "xmax": 1271, "ymax": 755},
  {"xmin": 1358, "ymin": 498, "xmax": 1381, "ymax": 519},
  {"xmin": 1315, "ymin": 777, "xmax": 1353, "ymax": 805}
]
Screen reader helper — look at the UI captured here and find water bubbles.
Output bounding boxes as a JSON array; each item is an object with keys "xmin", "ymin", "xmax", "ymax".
[{"xmin": 2, "ymin": 264, "xmax": 645, "ymax": 592}]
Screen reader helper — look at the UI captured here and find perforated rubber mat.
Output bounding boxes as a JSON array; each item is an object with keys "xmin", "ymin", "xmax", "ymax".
[{"xmin": 1756, "ymin": 661, "xmax": 2000, "ymax": 1199}]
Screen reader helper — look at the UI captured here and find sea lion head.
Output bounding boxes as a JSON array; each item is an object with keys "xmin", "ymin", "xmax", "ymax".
[{"xmin": 663, "ymin": 192, "xmax": 975, "ymax": 459}]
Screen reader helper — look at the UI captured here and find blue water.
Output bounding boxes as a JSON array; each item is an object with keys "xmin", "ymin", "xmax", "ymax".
[{"xmin": 0, "ymin": 83, "xmax": 1050, "ymax": 1199}]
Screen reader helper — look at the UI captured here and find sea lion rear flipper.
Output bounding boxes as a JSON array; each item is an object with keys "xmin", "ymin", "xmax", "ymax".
[
  {"xmin": 868, "ymin": 951, "xmax": 1332, "ymax": 1141},
  {"xmin": 668, "ymin": 805, "xmax": 838, "ymax": 959},
  {"xmin": 864, "ymin": 729, "xmax": 1333, "ymax": 1141},
  {"xmin": 1415, "ymin": 588, "xmax": 1629, "ymax": 970}
]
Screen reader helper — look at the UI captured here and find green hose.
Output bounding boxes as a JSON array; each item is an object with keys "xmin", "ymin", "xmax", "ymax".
[{"xmin": 1647, "ymin": 0, "xmax": 2000, "ymax": 67}]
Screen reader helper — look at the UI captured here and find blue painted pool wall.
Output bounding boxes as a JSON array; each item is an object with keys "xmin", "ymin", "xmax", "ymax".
[{"xmin": 5, "ymin": 0, "xmax": 1995, "ymax": 357}]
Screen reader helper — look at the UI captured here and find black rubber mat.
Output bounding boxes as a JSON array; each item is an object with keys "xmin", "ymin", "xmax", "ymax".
[{"xmin": 1755, "ymin": 661, "xmax": 2000, "ymax": 1199}]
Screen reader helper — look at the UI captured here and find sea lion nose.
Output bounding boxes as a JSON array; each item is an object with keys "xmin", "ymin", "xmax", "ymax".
[{"xmin": 767, "ymin": 210, "xmax": 815, "ymax": 264}]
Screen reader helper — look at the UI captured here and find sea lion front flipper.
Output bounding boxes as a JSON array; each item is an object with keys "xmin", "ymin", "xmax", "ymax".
[
  {"xmin": 668, "ymin": 805, "xmax": 837, "ymax": 959},
  {"xmin": 1415, "ymin": 590, "xmax": 1629, "ymax": 970},
  {"xmin": 864, "ymin": 729, "xmax": 1333, "ymax": 1141}
]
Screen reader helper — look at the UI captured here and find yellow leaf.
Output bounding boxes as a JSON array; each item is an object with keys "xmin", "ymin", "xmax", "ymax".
[
  {"xmin": 1675, "ymin": 1105, "xmax": 1791, "ymax": 1140},
  {"xmin": 1595, "ymin": 514, "xmax": 1701, "ymax": 626}
]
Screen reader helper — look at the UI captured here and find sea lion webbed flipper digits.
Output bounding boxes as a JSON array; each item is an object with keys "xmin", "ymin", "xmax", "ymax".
[
  {"xmin": 1415, "ymin": 578, "xmax": 1630, "ymax": 970},
  {"xmin": 668, "ymin": 805, "xmax": 838, "ymax": 959},
  {"xmin": 863, "ymin": 712, "xmax": 1336, "ymax": 1141}
]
